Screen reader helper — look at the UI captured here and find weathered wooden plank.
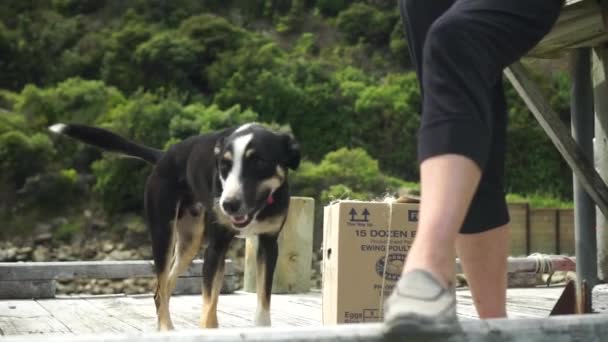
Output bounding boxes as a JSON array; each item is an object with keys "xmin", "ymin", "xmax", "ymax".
[
  {"xmin": 508, "ymin": 203, "xmax": 529, "ymax": 256},
  {"xmin": 0, "ymin": 300, "xmax": 70, "ymax": 335},
  {"xmin": 455, "ymin": 288, "xmax": 561, "ymax": 320},
  {"xmin": 0, "ymin": 287, "xmax": 564, "ymax": 337},
  {"xmin": 504, "ymin": 62, "xmax": 608, "ymax": 218},
  {"xmin": 558, "ymin": 209, "xmax": 575, "ymax": 255},
  {"xmin": 169, "ymin": 295, "xmax": 252, "ymax": 328},
  {"xmin": 81, "ymin": 295, "xmax": 156, "ymax": 332},
  {"xmin": 529, "ymin": 209, "xmax": 559, "ymax": 254},
  {"xmin": 83, "ymin": 294, "xmax": 200, "ymax": 331},
  {"xmin": 529, "ymin": 0, "xmax": 608, "ymax": 58},
  {"xmin": 4, "ymin": 313, "xmax": 608, "ymax": 342},
  {"xmin": 0, "ymin": 260, "xmax": 234, "ymax": 281},
  {"xmin": 35, "ymin": 298, "xmax": 138, "ymax": 334}
]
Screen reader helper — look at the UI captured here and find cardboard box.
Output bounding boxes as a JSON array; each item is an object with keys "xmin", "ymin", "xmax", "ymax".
[{"xmin": 322, "ymin": 200, "xmax": 419, "ymax": 325}]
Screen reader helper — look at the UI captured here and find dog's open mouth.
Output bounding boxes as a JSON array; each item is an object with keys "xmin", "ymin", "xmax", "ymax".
[{"xmin": 230, "ymin": 214, "xmax": 253, "ymax": 228}]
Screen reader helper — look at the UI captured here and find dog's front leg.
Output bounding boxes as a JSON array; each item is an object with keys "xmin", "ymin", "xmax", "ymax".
[
  {"xmin": 255, "ymin": 234, "xmax": 279, "ymax": 327},
  {"xmin": 200, "ymin": 232, "xmax": 232, "ymax": 329}
]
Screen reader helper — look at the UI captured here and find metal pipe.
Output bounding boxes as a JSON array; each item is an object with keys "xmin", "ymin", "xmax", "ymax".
[{"xmin": 571, "ymin": 47, "xmax": 597, "ymax": 312}]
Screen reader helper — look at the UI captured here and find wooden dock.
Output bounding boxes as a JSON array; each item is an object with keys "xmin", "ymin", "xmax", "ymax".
[{"xmin": 0, "ymin": 286, "xmax": 566, "ymax": 337}]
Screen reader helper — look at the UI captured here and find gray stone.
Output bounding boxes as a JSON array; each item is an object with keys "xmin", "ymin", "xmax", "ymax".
[
  {"xmin": 34, "ymin": 233, "xmax": 53, "ymax": 244},
  {"xmin": 33, "ymin": 246, "xmax": 50, "ymax": 262}
]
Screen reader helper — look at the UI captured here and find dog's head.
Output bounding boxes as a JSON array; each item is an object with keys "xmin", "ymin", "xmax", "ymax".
[{"xmin": 215, "ymin": 123, "xmax": 300, "ymax": 228}]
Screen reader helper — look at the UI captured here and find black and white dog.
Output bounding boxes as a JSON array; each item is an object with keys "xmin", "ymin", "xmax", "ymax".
[{"xmin": 48, "ymin": 122, "xmax": 300, "ymax": 330}]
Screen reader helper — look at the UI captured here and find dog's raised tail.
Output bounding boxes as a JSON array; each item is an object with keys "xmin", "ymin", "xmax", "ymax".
[{"xmin": 49, "ymin": 123, "xmax": 163, "ymax": 164}]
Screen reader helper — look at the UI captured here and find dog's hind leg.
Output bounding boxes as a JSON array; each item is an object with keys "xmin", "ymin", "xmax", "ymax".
[
  {"xmin": 153, "ymin": 200, "xmax": 206, "ymax": 331},
  {"xmin": 166, "ymin": 203, "xmax": 206, "ymax": 305},
  {"xmin": 200, "ymin": 227, "xmax": 233, "ymax": 329},
  {"xmin": 254, "ymin": 234, "xmax": 279, "ymax": 327},
  {"xmin": 146, "ymin": 175, "xmax": 185, "ymax": 331}
]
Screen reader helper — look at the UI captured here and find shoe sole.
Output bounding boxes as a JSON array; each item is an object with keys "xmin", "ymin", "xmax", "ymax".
[{"xmin": 382, "ymin": 313, "xmax": 459, "ymax": 342}]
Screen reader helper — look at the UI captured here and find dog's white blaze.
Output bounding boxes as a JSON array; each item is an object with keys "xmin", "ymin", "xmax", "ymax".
[
  {"xmin": 220, "ymin": 133, "xmax": 253, "ymax": 207},
  {"xmin": 235, "ymin": 123, "xmax": 254, "ymax": 133},
  {"xmin": 255, "ymin": 306, "xmax": 271, "ymax": 326},
  {"xmin": 49, "ymin": 123, "xmax": 67, "ymax": 134}
]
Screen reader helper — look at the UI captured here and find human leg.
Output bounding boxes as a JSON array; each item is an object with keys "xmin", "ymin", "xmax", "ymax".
[{"xmin": 385, "ymin": 0, "xmax": 564, "ymax": 330}]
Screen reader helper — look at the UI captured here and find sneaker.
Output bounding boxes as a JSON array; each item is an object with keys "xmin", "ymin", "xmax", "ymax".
[{"xmin": 383, "ymin": 269, "xmax": 458, "ymax": 337}]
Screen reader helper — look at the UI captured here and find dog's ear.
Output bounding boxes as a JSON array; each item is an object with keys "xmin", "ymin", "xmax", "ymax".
[{"xmin": 282, "ymin": 134, "xmax": 301, "ymax": 170}]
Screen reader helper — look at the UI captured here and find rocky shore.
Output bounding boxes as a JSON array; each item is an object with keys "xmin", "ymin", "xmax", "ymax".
[{"xmin": 0, "ymin": 216, "xmax": 323, "ymax": 295}]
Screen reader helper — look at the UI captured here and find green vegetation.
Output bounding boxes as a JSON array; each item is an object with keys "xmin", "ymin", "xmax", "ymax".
[{"xmin": 0, "ymin": 1, "xmax": 573, "ymax": 237}]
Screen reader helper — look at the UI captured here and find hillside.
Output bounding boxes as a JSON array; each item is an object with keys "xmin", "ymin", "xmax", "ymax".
[{"xmin": 0, "ymin": 0, "xmax": 573, "ymax": 243}]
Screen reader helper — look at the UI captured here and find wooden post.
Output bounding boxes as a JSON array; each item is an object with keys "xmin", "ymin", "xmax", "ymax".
[
  {"xmin": 593, "ymin": 45, "xmax": 608, "ymax": 281},
  {"xmin": 571, "ymin": 48, "xmax": 598, "ymax": 313},
  {"xmin": 244, "ymin": 197, "xmax": 315, "ymax": 294}
]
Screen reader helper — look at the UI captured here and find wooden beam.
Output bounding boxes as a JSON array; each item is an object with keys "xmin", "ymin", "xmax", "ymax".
[
  {"xmin": 594, "ymin": 45, "xmax": 608, "ymax": 281},
  {"xmin": 0, "ymin": 259, "xmax": 238, "ymax": 299},
  {"xmin": 455, "ymin": 256, "xmax": 576, "ymax": 274},
  {"xmin": 0, "ymin": 259, "xmax": 234, "ymax": 281},
  {"xmin": 504, "ymin": 62, "xmax": 608, "ymax": 219},
  {"xmin": 529, "ymin": 0, "xmax": 608, "ymax": 58},
  {"xmin": 3, "ymin": 314, "xmax": 608, "ymax": 342}
]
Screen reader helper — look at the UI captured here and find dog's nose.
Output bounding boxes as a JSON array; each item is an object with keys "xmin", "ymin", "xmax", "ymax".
[{"xmin": 222, "ymin": 198, "xmax": 241, "ymax": 214}]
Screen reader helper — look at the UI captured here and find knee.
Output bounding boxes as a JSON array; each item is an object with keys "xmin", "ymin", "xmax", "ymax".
[{"xmin": 424, "ymin": 14, "xmax": 481, "ymax": 65}]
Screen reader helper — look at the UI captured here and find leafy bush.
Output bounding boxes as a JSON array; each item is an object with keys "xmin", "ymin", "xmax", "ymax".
[
  {"xmin": 389, "ymin": 18, "xmax": 410, "ymax": 67},
  {"xmin": 101, "ymin": 91, "xmax": 181, "ymax": 149},
  {"xmin": 101, "ymin": 20, "xmax": 155, "ymax": 94},
  {"xmin": 0, "ymin": 22, "xmax": 20, "ymax": 90},
  {"xmin": 504, "ymin": 70, "xmax": 572, "ymax": 199},
  {"xmin": 317, "ymin": 0, "xmax": 353, "ymax": 17},
  {"xmin": 91, "ymin": 157, "xmax": 151, "ymax": 214},
  {"xmin": 349, "ymin": 72, "xmax": 421, "ymax": 179},
  {"xmin": 168, "ymin": 103, "xmax": 258, "ymax": 143},
  {"xmin": 16, "ymin": 78, "xmax": 125, "ymax": 128},
  {"xmin": 56, "ymin": 31, "xmax": 109, "ymax": 81},
  {"xmin": 52, "ymin": 0, "xmax": 106, "ymax": 16},
  {"xmin": 16, "ymin": 168, "xmax": 87, "ymax": 213},
  {"xmin": 291, "ymin": 147, "xmax": 406, "ymax": 200},
  {"xmin": 320, "ymin": 184, "xmax": 368, "ymax": 204},
  {"xmin": 0, "ymin": 131, "xmax": 54, "ymax": 188},
  {"xmin": 336, "ymin": 3, "xmax": 396, "ymax": 45},
  {"xmin": 180, "ymin": 14, "xmax": 246, "ymax": 60},
  {"xmin": 134, "ymin": 31, "xmax": 199, "ymax": 91}
]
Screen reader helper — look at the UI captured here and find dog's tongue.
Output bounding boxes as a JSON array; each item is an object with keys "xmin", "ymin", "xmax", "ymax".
[{"xmin": 232, "ymin": 215, "xmax": 248, "ymax": 224}]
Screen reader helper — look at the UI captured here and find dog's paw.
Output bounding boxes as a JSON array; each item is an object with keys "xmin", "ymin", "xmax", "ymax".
[{"xmin": 255, "ymin": 308, "xmax": 271, "ymax": 327}]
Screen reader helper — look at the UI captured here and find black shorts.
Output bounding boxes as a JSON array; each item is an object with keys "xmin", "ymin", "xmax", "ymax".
[{"xmin": 399, "ymin": 0, "xmax": 563, "ymax": 234}]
